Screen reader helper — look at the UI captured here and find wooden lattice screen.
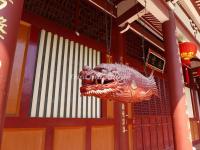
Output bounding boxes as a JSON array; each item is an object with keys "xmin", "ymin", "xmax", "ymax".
[{"xmin": 24, "ymin": 0, "xmax": 111, "ymax": 44}]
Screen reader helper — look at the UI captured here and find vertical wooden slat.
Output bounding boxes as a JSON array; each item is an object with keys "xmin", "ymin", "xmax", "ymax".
[
  {"xmin": 31, "ymin": 30, "xmax": 101, "ymax": 118},
  {"xmin": 66, "ymin": 41, "xmax": 74, "ymax": 118},
  {"xmin": 31, "ymin": 30, "xmax": 46, "ymax": 117},
  {"xmin": 128, "ymin": 125, "xmax": 133, "ymax": 150},
  {"xmin": 53, "ymin": 37, "xmax": 64, "ymax": 117},
  {"xmin": 72, "ymin": 43, "xmax": 79, "ymax": 118},
  {"xmin": 60, "ymin": 39, "xmax": 69, "ymax": 117},
  {"xmin": 39, "ymin": 32, "xmax": 52, "ymax": 117},
  {"xmin": 82, "ymin": 46, "xmax": 88, "ymax": 118},
  {"xmin": 92, "ymin": 50, "xmax": 97, "ymax": 118},
  {"xmin": 77, "ymin": 45, "xmax": 84, "ymax": 118},
  {"xmin": 87, "ymin": 48, "xmax": 93, "ymax": 118},
  {"xmin": 96, "ymin": 51, "xmax": 101, "ymax": 118}
]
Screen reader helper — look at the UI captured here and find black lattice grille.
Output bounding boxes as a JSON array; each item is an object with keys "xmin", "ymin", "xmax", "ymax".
[
  {"xmin": 133, "ymin": 77, "xmax": 171, "ymax": 115},
  {"xmin": 125, "ymin": 30, "xmax": 164, "ymax": 62},
  {"xmin": 24, "ymin": 0, "xmax": 111, "ymax": 44}
]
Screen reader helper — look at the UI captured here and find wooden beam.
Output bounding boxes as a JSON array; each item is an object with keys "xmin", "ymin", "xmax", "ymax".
[
  {"xmin": 117, "ymin": 3, "xmax": 144, "ymax": 26},
  {"xmin": 120, "ymin": 22, "xmax": 164, "ymax": 51},
  {"xmin": 86, "ymin": 0, "xmax": 117, "ymax": 17}
]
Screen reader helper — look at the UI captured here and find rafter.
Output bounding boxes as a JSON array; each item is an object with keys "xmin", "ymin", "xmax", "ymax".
[{"xmin": 87, "ymin": 0, "xmax": 117, "ymax": 17}]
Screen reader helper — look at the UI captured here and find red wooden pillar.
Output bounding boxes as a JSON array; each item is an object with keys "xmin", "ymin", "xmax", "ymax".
[
  {"xmin": 111, "ymin": 20, "xmax": 129, "ymax": 150},
  {"xmin": 0, "ymin": 0, "xmax": 24, "ymax": 144},
  {"xmin": 162, "ymin": 11, "xmax": 193, "ymax": 150}
]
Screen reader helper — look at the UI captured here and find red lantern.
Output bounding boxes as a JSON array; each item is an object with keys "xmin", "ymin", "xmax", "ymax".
[
  {"xmin": 181, "ymin": 59, "xmax": 191, "ymax": 66},
  {"xmin": 179, "ymin": 42, "xmax": 197, "ymax": 60}
]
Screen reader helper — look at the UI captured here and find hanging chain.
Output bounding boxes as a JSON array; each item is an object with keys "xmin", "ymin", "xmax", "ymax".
[
  {"xmin": 105, "ymin": 13, "xmax": 112, "ymax": 55},
  {"xmin": 137, "ymin": 0, "xmax": 148, "ymax": 76}
]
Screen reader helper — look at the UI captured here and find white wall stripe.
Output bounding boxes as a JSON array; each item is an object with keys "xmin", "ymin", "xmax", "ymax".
[
  {"xmin": 39, "ymin": 32, "xmax": 52, "ymax": 117},
  {"xmin": 82, "ymin": 46, "xmax": 88, "ymax": 118},
  {"xmin": 31, "ymin": 30, "xmax": 101, "ymax": 118},
  {"xmin": 66, "ymin": 41, "xmax": 74, "ymax": 117},
  {"xmin": 96, "ymin": 51, "xmax": 101, "ymax": 118},
  {"xmin": 46, "ymin": 34, "xmax": 58, "ymax": 117},
  {"xmin": 72, "ymin": 43, "xmax": 79, "ymax": 118},
  {"xmin": 60, "ymin": 39, "xmax": 69, "ymax": 117},
  {"xmin": 53, "ymin": 37, "xmax": 63, "ymax": 117},
  {"xmin": 31, "ymin": 30, "xmax": 46, "ymax": 117},
  {"xmin": 92, "ymin": 49, "xmax": 97, "ymax": 118},
  {"xmin": 77, "ymin": 45, "xmax": 84, "ymax": 118},
  {"xmin": 87, "ymin": 48, "xmax": 93, "ymax": 118}
]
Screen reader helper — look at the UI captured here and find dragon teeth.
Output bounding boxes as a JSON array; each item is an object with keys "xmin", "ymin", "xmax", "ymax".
[
  {"xmin": 101, "ymin": 78, "xmax": 104, "ymax": 84},
  {"xmin": 91, "ymin": 76, "xmax": 94, "ymax": 81}
]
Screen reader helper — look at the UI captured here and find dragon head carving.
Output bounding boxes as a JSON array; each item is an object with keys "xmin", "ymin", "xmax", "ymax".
[{"xmin": 79, "ymin": 64, "xmax": 158, "ymax": 103}]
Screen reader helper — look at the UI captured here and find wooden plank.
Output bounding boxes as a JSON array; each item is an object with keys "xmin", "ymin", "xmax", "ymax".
[
  {"xmin": 156, "ymin": 117, "xmax": 164, "ymax": 149},
  {"xmin": 91, "ymin": 126, "xmax": 114, "ymax": 150},
  {"xmin": 142, "ymin": 117, "xmax": 151, "ymax": 150},
  {"xmin": 54, "ymin": 127, "xmax": 86, "ymax": 150},
  {"xmin": 128, "ymin": 124, "xmax": 133, "ymax": 150},
  {"xmin": 107, "ymin": 100, "xmax": 114, "ymax": 119},
  {"xmin": 6, "ymin": 22, "xmax": 30, "ymax": 116},
  {"xmin": 149, "ymin": 116, "xmax": 158, "ymax": 150},
  {"xmin": 1, "ymin": 128, "xmax": 45, "ymax": 150}
]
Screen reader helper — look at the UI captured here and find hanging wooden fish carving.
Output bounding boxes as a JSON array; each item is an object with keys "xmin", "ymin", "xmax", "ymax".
[{"xmin": 79, "ymin": 64, "xmax": 158, "ymax": 103}]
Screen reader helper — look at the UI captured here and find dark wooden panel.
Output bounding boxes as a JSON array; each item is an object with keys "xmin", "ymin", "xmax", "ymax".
[
  {"xmin": 142, "ymin": 117, "xmax": 151, "ymax": 150},
  {"xmin": 156, "ymin": 117, "xmax": 164, "ymax": 149},
  {"xmin": 149, "ymin": 116, "xmax": 158, "ymax": 150},
  {"xmin": 162, "ymin": 117, "xmax": 170, "ymax": 149}
]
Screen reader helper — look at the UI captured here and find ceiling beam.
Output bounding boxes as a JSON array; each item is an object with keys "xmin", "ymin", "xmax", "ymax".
[
  {"xmin": 87, "ymin": 0, "xmax": 117, "ymax": 17},
  {"xmin": 120, "ymin": 22, "xmax": 164, "ymax": 51},
  {"xmin": 137, "ymin": 0, "xmax": 169, "ymax": 23},
  {"xmin": 117, "ymin": 3, "xmax": 144, "ymax": 27}
]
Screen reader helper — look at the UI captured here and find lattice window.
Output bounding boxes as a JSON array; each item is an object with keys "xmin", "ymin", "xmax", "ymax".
[
  {"xmin": 24, "ymin": 0, "xmax": 111, "ymax": 44},
  {"xmin": 133, "ymin": 77, "xmax": 171, "ymax": 115},
  {"xmin": 125, "ymin": 30, "xmax": 164, "ymax": 63},
  {"xmin": 30, "ymin": 29, "xmax": 101, "ymax": 118}
]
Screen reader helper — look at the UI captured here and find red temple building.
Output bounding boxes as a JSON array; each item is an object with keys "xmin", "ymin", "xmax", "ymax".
[{"xmin": 1, "ymin": 0, "xmax": 200, "ymax": 150}]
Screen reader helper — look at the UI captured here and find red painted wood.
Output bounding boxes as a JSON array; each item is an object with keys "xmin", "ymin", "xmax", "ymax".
[
  {"xmin": 149, "ymin": 116, "xmax": 158, "ymax": 150},
  {"xmin": 156, "ymin": 117, "xmax": 164, "ymax": 149},
  {"xmin": 5, "ymin": 118, "xmax": 114, "ymax": 128},
  {"xmin": 142, "ymin": 117, "xmax": 151, "ymax": 150},
  {"xmin": 162, "ymin": 116, "xmax": 170, "ymax": 148},
  {"xmin": 86, "ymin": 126, "xmax": 91, "ymax": 150},
  {"xmin": 167, "ymin": 117, "xmax": 174, "ymax": 149},
  {"xmin": 163, "ymin": 11, "xmax": 193, "ymax": 150},
  {"xmin": 0, "ymin": 0, "xmax": 24, "ymax": 144},
  {"xmin": 20, "ymin": 26, "xmax": 40, "ymax": 118},
  {"xmin": 22, "ymin": 12, "xmax": 107, "ymax": 53},
  {"xmin": 85, "ymin": 0, "xmax": 117, "ymax": 17},
  {"xmin": 117, "ymin": 3, "xmax": 144, "ymax": 25},
  {"xmin": 45, "ymin": 127, "xmax": 54, "ymax": 150}
]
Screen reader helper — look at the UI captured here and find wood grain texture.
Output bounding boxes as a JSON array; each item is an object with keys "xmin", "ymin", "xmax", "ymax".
[
  {"xmin": 91, "ymin": 126, "xmax": 114, "ymax": 150},
  {"xmin": 6, "ymin": 21, "xmax": 30, "ymax": 116},
  {"xmin": 54, "ymin": 127, "xmax": 86, "ymax": 150},
  {"xmin": 1, "ymin": 128, "xmax": 45, "ymax": 150},
  {"xmin": 107, "ymin": 101, "xmax": 114, "ymax": 119},
  {"xmin": 128, "ymin": 125, "xmax": 133, "ymax": 150}
]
